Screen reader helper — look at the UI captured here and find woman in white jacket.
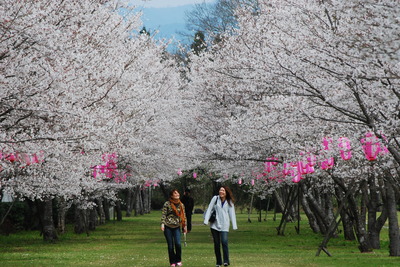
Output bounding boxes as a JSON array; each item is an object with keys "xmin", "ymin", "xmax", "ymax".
[{"xmin": 204, "ymin": 186, "xmax": 237, "ymax": 267}]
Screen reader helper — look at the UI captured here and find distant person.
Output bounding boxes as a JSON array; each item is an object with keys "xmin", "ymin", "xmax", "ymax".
[
  {"xmin": 181, "ymin": 188, "xmax": 194, "ymax": 233},
  {"xmin": 203, "ymin": 186, "xmax": 237, "ymax": 267},
  {"xmin": 161, "ymin": 189, "xmax": 187, "ymax": 267}
]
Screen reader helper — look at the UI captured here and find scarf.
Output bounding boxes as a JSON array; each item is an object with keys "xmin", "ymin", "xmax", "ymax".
[{"xmin": 170, "ymin": 198, "xmax": 186, "ymax": 228}]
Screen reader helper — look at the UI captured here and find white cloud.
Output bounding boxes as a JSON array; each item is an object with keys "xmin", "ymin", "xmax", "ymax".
[{"xmin": 129, "ymin": 0, "xmax": 215, "ymax": 8}]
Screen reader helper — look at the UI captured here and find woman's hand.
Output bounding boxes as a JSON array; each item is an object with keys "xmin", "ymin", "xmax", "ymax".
[
  {"xmin": 183, "ymin": 226, "xmax": 187, "ymax": 234},
  {"xmin": 161, "ymin": 223, "xmax": 165, "ymax": 231}
]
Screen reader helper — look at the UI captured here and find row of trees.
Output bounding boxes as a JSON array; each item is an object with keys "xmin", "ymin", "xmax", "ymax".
[
  {"xmin": 0, "ymin": 0, "xmax": 199, "ymax": 241},
  {"xmin": 1, "ymin": 0, "xmax": 399, "ymax": 257},
  {"xmin": 182, "ymin": 0, "xmax": 400, "ymax": 256}
]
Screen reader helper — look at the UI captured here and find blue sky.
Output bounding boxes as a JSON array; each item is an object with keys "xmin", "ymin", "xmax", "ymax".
[
  {"xmin": 129, "ymin": 0, "xmax": 215, "ymax": 8},
  {"xmin": 129, "ymin": 0, "xmax": 216, "ymax": 46}
]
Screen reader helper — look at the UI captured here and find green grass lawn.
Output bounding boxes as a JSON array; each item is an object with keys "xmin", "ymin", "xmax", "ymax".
[{"xmin": 0, "ymin": 211, "xmax": 399, "ymax": 267}]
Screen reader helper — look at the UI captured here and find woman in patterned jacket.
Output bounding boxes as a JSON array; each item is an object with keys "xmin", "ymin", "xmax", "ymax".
[{"xmin": 161, "ymin": 189, "xmax": 187, "ymax": 267}]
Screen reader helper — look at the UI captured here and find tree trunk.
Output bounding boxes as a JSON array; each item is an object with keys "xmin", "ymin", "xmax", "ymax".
[
  {"xmin": 142, "ymin": 187, "xmax": 150, "ymax": 214},
  {"xmin": 126, "ymin": 188, "xmax": 134, "ymax": 217},
  {"xmin": 273, "ymin": 189, "xmax": 294, "ymax": 222},
  {"xmin": 300, "ymin": 183, "xmax": 330, "ymax": 234},
  {"xmin": 147, "ymin": 187, "xmax": 152, "ymax": 213},
  {"xmin": 324, "ymin": 192, "xmax": 335, "ymax": 225},
  {"xmin": 88, "ymin": 206, "xmax": 98, "ymax": 230},
  {"xmin": 385, "ymin": 179, "xmax": 400, "ymax": 256},
  {"xmin": 135, "ymin": 185, "xmax": 144, "ymax": 216},
  {"xmin": 331, "ymin": 174, "xmax": 372, "ymax": 252},
  {"xmin": 115, "ymin": 201, "xmax": 122, "ymax": 221},
  {"xmin": 41, "ymin": 198, "xmax": 58, "ymax": 242},
  {"xmin": 96, "ymin": 198, "xmax": 106, "ymax": 225},
  {"xmin": 301, "ymin": 193, "xmax": 320, "ymax": 233},
  {"xmin": 103, "ymin": 199, "xmax": 110, "ymax": 221},
  {"xmin": 74, "ymin": 206, "xmax": 88, "ymax": 235},
  {"xmin": 248, "ymin": 193, "xmax": 254, "ymax": 223},
  {"xmin": 367, "ymin": 173, "xmax": 382, "ymax": 249},
  {"xmin": 57, "ymin": 198, "xmax": 69, "ymax": 234},
  {"xmin": 335, "ymin": 186, "xmax": 355, "ymax": 240},
  {"xmin": 341, "ymin": 208, "xmax": 356, "ymax": 241},
  {"xmin": 348, "ymin": 193, "xmax": 372, "ymax": 252}
]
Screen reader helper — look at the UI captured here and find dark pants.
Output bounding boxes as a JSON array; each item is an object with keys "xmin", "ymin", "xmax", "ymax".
[
  {"xmin": 164, "ymin": 226, "xmax": 182, "ymax": 264},
  {"xmin": 186, "ymin": 214, "xmax": 192, "ymax": 232},
  {"xmin": 211, "ymin": 228, "xmax": 229, "ymax": 266}
]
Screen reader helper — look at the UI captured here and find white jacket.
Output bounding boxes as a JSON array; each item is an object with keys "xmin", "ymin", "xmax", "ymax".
[{"xmin": 203, "ymin": 195, "xmax": 238, "ymax": 232}]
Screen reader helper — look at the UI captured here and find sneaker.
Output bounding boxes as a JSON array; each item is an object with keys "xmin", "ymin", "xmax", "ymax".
[
  {"xmin": 224, "ymin": 264, "xmax": 229, "ymax": 266},
  {"xmin": 170, "ymin": 264, "xmax": 176, "ymax": 267},
  {"xmin": 177, "ymin": 262, "xmax": 182, "ymax": 266}
]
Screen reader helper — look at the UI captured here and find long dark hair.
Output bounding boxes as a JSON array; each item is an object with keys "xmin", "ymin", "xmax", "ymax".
[
  {"xmin": 169, "ymin": 189, "xmax": 179, "ymax": 198},
  {"xmin": 221, "ymin": 186, "xmax": 235, "ymax": 206}
]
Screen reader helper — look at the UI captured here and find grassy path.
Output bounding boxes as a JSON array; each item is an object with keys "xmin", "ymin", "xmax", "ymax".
[{"xmin": 0, "ymin": 212, "xmax": 399, "ymax": 266}]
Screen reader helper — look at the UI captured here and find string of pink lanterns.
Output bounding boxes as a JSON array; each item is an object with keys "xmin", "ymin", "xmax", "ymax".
[
  {"xmin": 237, "ymin": 132, "xmax": 389, "ymax": 186},
  {"xmin": 263, "ymin": 132, "xmax": 388, "ymax": 185},
  {"xmin": 0, "ymin": 151, "xmax": 45, "ymax": 171},
  {"xmin": 92, "ymin": 153, "xmax": 129, "ymax": 183},
  {"xmin": 173, "ymin": 132, "xmax": 390, "ymax": 187}
]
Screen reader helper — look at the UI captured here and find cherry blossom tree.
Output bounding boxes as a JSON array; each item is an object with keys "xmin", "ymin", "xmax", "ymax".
[
  {"xmin": 1, "ymin": 0, "xmax": 192, "ymax": 240},
  {"xmin": 186, "ymin": 0, "xmax": 399, "ymax": 255}
]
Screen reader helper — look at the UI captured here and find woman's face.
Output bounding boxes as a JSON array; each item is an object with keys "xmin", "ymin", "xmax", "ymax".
[
  {"xmin": 219, "ymin": 187, "xmax": 226, "ymax": 199},
  {"xmin": 172, "ymin": 190, "xmax": 180, "ymax": 200}
]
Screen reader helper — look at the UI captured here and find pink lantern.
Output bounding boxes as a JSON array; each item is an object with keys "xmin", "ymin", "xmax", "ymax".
[
  {"xmin": 292, "ymin": 173, "xmax": 302, "ymax": 183},
  {"xmin": 320, "ymin": 157, "xmax": 334, "ymax": 170},
  {"xmin": 290, "ymin": 161, "xmax": 298, "ymax": 167},
  {"xmin": 264, "ymin": 161, "xmax": 273, "ymax": 173},
  {"xmin": 322, "ymin": 137, "xmax": 333, "ymax": 150},
  {"xmin": 338, "ymin": 137, "xmax": 352, "ymax": 160},
  {"xmin": 282, "ymin": 163, "xmax": 292, "ymax": 176},
  {"xmin": 31, "ymin": 153, "xmax": 39, "ymax": 164},
  {"xmin": 296, "ymin": 161, "xmax": 314, "ymax": 175},
  {"xmin": 177, "ymin": 168, "xmax": 182, "ymax": 176},
  {"xmin": 33, "ymin": 151, "xmax": 45, "ymax": 163},
  {"xmin": 361, "ymin": 132, "xmax": 380, "ymax": 161},
  {"xmin": 238, "ymin": 178, "xmax": 242, "ymax": 185},
  {"xmin": 305, "ymin": 164, "xmax": 315, "ymax": 174},
  {"xmin": 251, "ymin": 179, "xmax": 255, "ymax": 186},
  {"xmin": 193, "ymin": 172, "xmax": 197, "ymax": 178},
  {"xmin": 298, "ymin": 161, "xmax": 308, "ymax": 175},
  {"xmin": 307, "ymin": 154, "xmax": 317, "ymax": 166},
  {"xmin": 340, "ymin": 150, "xmax": 352, "ymax": 160},
  {"xmin": 23, "ymin": 153, "xmax": 32, "ymax": 166},
  {"xmin": 6, "ymin": 153, "xmax": 16, "ymax": 162}
]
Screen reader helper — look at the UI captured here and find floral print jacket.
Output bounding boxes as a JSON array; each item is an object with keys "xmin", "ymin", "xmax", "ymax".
[{"xmin": 161, "ymin": 201, "xmax": 186, "ymax": 228}]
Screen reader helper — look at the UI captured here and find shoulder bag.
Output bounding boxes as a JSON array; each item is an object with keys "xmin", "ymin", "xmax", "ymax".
[{"xmin": 208, "ymin": 196, "xmax": 218, "ymax": 223}]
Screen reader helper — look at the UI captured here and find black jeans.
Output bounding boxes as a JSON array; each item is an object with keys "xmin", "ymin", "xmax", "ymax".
[
  {"xmin": 164, "ymin": 226, "xmax": 182, "ymax": 264},
  {"xmin": 186, "ymin": 214, "xmax": 192, "ymax": 232},
  {"xmin": 211, "ymin": 228, "xmax": 229, "ymax": 265}
]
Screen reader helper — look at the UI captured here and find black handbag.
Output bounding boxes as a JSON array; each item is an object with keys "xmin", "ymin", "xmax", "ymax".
[{"xmin": 208, "ymin": 197, "xmax": 218, "ymax": 223}]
